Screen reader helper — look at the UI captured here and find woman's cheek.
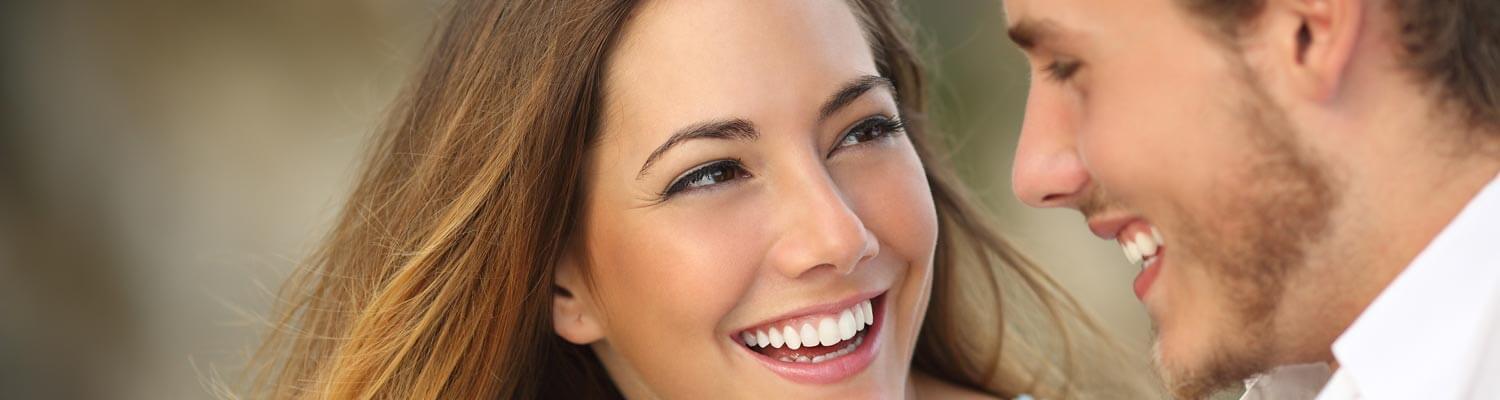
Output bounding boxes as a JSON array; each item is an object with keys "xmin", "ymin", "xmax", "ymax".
[
  {"xmin": 583, "ymin": 196, "xmax": 767, "ymax": 394},
  {"xmin": 836, "ymin": 145, "xmax": 938, "ymax": 259},
  {"xmin": 598, "ymin": 193, "xmax": 768, "ymax": 334}
]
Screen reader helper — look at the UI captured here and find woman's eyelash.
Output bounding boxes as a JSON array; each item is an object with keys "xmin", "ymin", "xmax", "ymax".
[
  {"xmin": 657, "ymin": 158, "xmax": 749, "ymax": 200},
  {"xmin": 832, "ymin": 115, "xmax": 906, "ymax": 155},
  {"xmin": 1043, "ymin": 60, "xmax": 1082, "ymax": 82},
  {"xmin": 653, "ymin": 115, "xmax": 904, "ymax": 203}
]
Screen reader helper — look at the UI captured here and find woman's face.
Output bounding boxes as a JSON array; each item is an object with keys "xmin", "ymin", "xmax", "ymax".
[{"xmin": 555, "ymin": 0, "xmax": 938, "ymax": 397}]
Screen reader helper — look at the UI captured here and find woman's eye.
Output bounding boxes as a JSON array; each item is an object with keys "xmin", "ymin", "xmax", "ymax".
[
  {"xmin": 1043, "ymin": 60, "xmax": 1082, "ymax": 83},
  {"xmin": 834, "ymin": 116, "xmax": 906, "ymax": 151},
  {"xmin": 661, "ymin": 159, "xmax": 749, "ymax": 198}
]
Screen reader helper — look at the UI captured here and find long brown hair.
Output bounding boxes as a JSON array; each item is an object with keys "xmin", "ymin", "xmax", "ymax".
[{"xmin": 248, "ymin": 0, "xmax": 1155, "ymax": 398}]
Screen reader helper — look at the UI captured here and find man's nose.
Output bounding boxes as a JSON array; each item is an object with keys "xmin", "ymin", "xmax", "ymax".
[{"xmin": 1010, "ymin": 86, "xmax": 1090, "ymax": 209}]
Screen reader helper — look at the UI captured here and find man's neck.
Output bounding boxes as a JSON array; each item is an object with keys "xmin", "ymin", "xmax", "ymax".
[{"xmin": 1313, "ymin": 119, "xmax": 1500, "ymax": 366}]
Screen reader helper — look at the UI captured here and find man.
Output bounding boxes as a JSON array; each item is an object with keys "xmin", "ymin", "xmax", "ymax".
[{"xmin": 1002, "ymin": 0, "xmax": 1500, "ymax": 398}]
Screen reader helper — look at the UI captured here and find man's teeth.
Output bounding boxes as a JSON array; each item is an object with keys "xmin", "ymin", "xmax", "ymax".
[
  {"xmin": 1121, "ymin": 227, "xmax": 1164, "ymax": 265},
  {"xmin": 740, "ymin": 298, "xmax": 875, "ymax": 356}
]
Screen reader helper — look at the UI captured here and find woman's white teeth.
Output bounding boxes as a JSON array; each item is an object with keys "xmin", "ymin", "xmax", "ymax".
[
  {"xmin": 742, "ymin": 299, "xmax": 875, "ymax": 351},
  {"xmin": 818, "ymin": 318, "xmax": 839, "ymax": 346},
  {"xmin": 1121, "ymin": 227, "xmax": 1164, "ymax": 266},
  {"xmin": 800, "ymin": 324, "xmax": 818, "ymax": 347},
  {"xmin": 837, "ymin": 310, "xmax": 856, "ymax": 340},
  {"xmin": 862, "ymin": 301, "xmax": 873, "ymax": 326}
]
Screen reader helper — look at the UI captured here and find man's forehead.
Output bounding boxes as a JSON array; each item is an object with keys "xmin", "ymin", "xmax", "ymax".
[
  {"xmin": 1003, "ymin": 0, "xmax": 1133, "ymax": 20},
  {"xmin": 1002, "ymin": 0, "xmax": 1084, "ymax": 48},
  {"xmin": 999, "ymin": 0, "xmax": 1033, "ymax": 25},
  {"xmin": 1002, "ymin": 0, "xmax": 1161, "ymax": 51},
  {"xmin": 1006, "ymin": 17, "xmax": 1065, "ymax": 50}
]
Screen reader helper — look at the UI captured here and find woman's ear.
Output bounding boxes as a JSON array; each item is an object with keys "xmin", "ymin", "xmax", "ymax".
[{"xmin": 553, "ymin": 244, "xmax": 605, "ymax": 345}]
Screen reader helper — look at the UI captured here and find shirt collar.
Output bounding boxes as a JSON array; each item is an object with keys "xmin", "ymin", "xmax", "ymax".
[
  {"xmin": 1329, "ymin": 173, "xmax": 1500, "ymax": 398},
  {"xmin": 1241, "ymin": 364, "xmax": 1333, "ymax": 400}
]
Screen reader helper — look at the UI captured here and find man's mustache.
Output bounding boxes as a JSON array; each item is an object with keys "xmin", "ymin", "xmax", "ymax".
[{"xmin": 1077, "ymin": 185, "xmax": 1121, "ymax": 220}]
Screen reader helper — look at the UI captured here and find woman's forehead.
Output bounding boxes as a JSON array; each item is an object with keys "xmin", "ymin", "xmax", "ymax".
[{"xmin": 601, "ymin": 0, "xmax": 881, "ymax": 133}]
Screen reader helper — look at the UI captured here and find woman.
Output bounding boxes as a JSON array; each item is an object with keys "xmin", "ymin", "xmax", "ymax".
[{"xmin": 250, "ymin": 0, "xmax": 1154, "ymax": 398}]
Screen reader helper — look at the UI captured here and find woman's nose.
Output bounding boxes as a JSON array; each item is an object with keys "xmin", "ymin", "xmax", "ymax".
[{"xmin": 766, "ymin": 171, "xmax": 878, "ymax": 280}]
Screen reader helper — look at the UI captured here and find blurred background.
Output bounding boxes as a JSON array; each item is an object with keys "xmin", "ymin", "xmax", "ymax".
[{"xmin": 0, "ymin": 0, "xmax": 1165, "ymax": 398}]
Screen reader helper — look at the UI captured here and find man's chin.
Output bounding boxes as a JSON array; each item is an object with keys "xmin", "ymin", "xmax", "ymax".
[{"xmin": 1152, "ymin": 332, "xmax": 1271, "ymax": 400}]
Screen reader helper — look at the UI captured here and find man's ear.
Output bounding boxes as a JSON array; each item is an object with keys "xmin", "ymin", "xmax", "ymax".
[
  {"xmin": 1262, "ymin": 0, "xmax": 1365, "ymax": 101},
  {"xmin": 553, "ymin": 243, "xmax": 605, "ymax": 345}
]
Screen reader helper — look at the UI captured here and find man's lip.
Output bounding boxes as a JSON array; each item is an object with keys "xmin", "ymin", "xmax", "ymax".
[
  {"xmin": 1134, "ymin": 250, "xmax": 1165, "ymax": 300},
  {"xmin": 732, "ymin": 290, "xmax": 886, "ymax": 334},
  {"xmin": 1085, "ymin": 214, "xmax": 1141, "ymax": 240}
]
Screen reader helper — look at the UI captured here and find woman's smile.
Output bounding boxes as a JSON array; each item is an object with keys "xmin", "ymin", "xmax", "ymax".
[{"xmin": 732, "ymin": 292, "xmax": 886, "ymax": 384}]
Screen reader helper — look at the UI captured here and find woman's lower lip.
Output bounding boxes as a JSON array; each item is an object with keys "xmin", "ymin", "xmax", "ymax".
[
  {"xmin": 739, "ymin": 294, "xmax": 885, "ymax": 385},
  {"xmin": 1134, "ymin": 251, "xmax": 1164, "ymax": 300}
]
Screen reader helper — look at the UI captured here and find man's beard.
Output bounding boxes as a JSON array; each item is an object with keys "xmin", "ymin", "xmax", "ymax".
[{"xmin": 1153, "ymin": 73, "xmax": 1342, "ymax": 399}]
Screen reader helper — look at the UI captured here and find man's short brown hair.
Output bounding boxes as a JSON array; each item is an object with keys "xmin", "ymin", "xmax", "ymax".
[{"xmin": 1178, "ymin": 0, "xmax": 1500, "ymax": 131}]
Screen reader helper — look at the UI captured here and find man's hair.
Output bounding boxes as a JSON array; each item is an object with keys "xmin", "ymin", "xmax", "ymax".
[{"xmin": 1178, "ymin": 0, "xmax": 1500, "ymax": 132}]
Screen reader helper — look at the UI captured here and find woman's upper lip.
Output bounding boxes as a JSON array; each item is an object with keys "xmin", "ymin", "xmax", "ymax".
[{"xmin": 733, "ymin": 290, "xmax": 884, "ymax": 333}]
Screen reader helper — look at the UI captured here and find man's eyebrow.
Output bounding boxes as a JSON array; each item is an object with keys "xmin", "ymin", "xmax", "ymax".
[
  {"xmin": 636, "ymin": 118, "xmax": 757, "ymax": 180},
  {"xmin": 1007, "ymin": 18, "xmax": 1061, "ymax": 50},
  {"xmin": 820, "ymin": 75, "xmax": 894, "ymax": 122}
]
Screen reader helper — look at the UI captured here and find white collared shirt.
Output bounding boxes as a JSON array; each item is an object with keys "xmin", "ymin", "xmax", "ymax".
[
  {"xmin": 1242, "ymin": 173, "xmax": 1500, "ymax": 400},
  {"xmin": 1240, "ymin": 364, "xmax": 1333, "ymax": 400},
  {"xmin": 1317, "ymin": 173, "xmax": 1500, "ymax": 399}
]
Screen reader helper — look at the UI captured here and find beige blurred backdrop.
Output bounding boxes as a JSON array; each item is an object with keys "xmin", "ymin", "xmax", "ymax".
[{"xmin": 0, "ymin": 0, "xmax": 1155, "ymax": 398}]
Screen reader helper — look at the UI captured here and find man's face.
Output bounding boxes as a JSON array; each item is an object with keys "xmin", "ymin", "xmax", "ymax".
[{"xmin": 1003, "ymin": 0, "xmax": 1341, "ymax": 397}]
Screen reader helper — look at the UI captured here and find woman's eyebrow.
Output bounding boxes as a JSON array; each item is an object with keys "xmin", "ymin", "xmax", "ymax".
[
  {"xmin": 637, "ymin": 118, "xmax": 757, "ymax": 180},
  {"xmin": 635, "ymin": 75, "xmax": 893, "ymax": 181},
  {"xmin": 820, "ymin": 75, "xmax": 893, "ymax": 123}
]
